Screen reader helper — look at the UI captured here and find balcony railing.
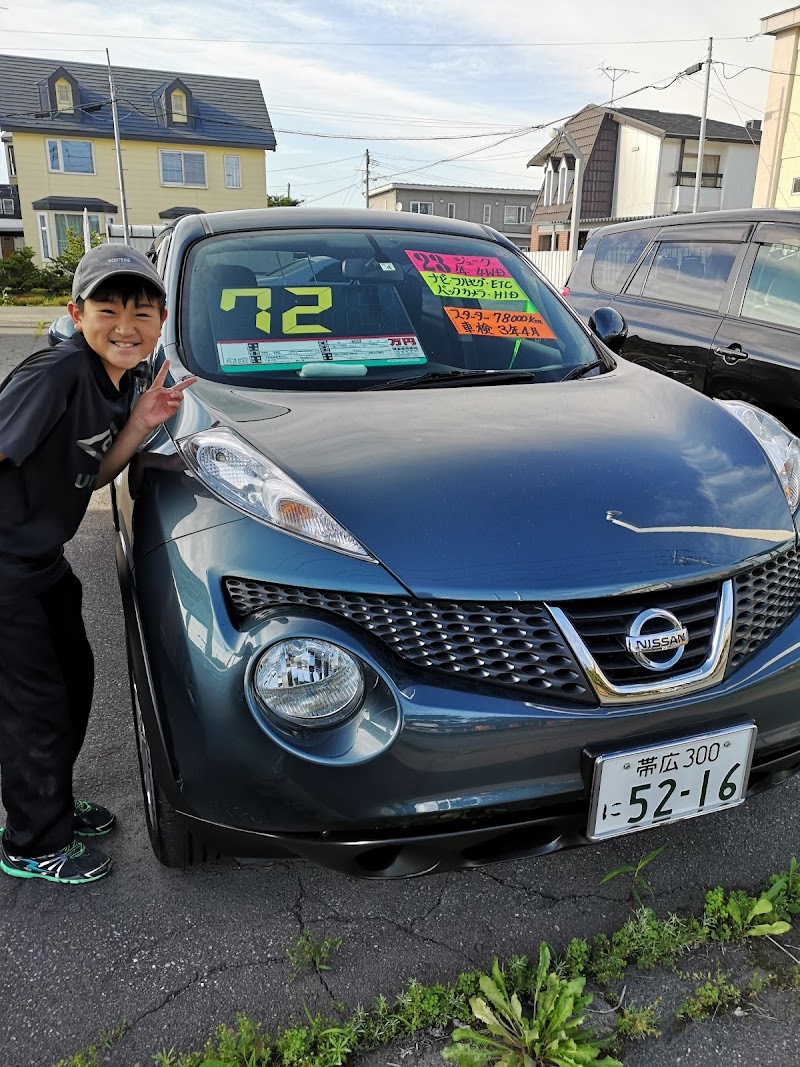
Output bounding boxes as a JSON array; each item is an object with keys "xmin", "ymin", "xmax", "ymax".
[{"xmin": 676, "ymin": 171, "xmax": 723, "ymax": 189}]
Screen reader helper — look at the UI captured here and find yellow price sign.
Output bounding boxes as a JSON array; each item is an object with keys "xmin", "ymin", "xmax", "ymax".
[{"xmin": 219, "ymin": 286, "xmax": 332, "ymax": 336}]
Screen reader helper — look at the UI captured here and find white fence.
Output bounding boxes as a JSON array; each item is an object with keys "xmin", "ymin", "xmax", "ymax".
[
  {"xmin": 106, "ymin": 224, "xmax": 165, "ymax": 254},
  {"xmin": 524, "ymin": 249, "xmax": 575, "ymax": 290}
]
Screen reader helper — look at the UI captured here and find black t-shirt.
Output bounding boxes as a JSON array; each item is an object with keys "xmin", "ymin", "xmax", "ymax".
[{"xmin": 0, "ymin": 334, "xmax": 134, "ymax": 601}]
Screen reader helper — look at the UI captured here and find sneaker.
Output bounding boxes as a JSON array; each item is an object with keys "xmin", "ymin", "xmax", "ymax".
[
  {"xmin": 0, "ymin": 837, "xmax": 111, "ymax": 884},
  {"xmin": 74, "ymin": 799, "xmax": 116, "ymax": 836}
]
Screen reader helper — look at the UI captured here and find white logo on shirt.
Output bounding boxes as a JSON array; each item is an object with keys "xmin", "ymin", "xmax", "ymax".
[{"xmin": 76, "ymin": 424, "xmax": 117, "ymax": 461}]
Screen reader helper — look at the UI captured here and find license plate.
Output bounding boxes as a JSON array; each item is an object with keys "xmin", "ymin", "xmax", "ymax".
[{"xmin": 587, "ymin": 723, "xmax": 756, "ymax": 841}]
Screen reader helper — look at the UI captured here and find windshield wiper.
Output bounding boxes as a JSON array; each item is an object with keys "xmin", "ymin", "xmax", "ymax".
[
  {"xmin": 364, "ymin": 369, "xmax": 538, "ymax": 391},
  {"xmin": 560, "ymin": 359, "xmax": 606, "ymax": 382}
]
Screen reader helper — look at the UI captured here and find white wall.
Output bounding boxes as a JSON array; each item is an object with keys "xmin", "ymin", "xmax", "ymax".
[
  {"xmin": 720, "ymin": 143, "xmax": 759, "ymax": 209},
  {"xmin": 612, "ymin": 124, "xmax": 663, "ymax": 218},
  {"xmin": 655, "ymin": 140, "xmax": 681, "ymax": 215}
]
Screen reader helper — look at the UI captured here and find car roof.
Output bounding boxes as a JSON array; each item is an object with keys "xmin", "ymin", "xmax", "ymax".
[
  {"xmin": 585, "ymin": 208, "xmax": 799, "ymax": 240},
  {"xmin": 180, "ymin": 206, "xmax": 502, "ymax": 241}
]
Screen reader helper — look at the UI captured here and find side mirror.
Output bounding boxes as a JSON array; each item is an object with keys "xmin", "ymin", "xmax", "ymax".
[
  {"xmin": 588, "ymin": 307, "xmax": 627, "ymax": 354},
  {"xmin": 48, "ymin": 314, "xmax": 76, "ymax": 347}
]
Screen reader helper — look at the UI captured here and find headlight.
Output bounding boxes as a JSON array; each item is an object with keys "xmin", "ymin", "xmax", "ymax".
[
  {"xmin": 179, "ymin": 427, "xmax": 374, "ymax": 560},
  {"xmin": 252, "ymin": 639, "xmax": 364, "ymax": 728},
  {"xmin": 719, "ymin": 401, "xmax": 800, "ymax": 512}
]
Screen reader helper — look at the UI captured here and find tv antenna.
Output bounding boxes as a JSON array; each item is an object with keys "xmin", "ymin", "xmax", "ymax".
[{"xmin": 598, "ymin": 65, "xmax": 638, "ymax": 107}]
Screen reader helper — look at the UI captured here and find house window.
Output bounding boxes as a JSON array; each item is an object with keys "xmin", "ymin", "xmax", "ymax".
[
  {"xmin": 55, "ymin": 78, "xmax": 74, "ymax": 113},
  {"xmin": 53, "ymin": 212, "xmax": 101, "ymax": 256},
  {"xmin": 159, "ymin": 150, "xmax": 206, "ymax": 187},
  {"xmin": 46, "ymin": 139, "xmax": 94, "ymax": 174},
  {"xmin": 792, "ymin": 178, "xmax": 800, "ymax": 196},
  {"xmin": 447, "ymin": 202, "xmax": 456, "ymax": 218},
  {"xmin": 504, "ymin": 205, "xmax": 527, "ymax": 225},
  {"xmin": 409, "ymin": 201, "xmax": 433, "ymax": 214},
  {"xmin": 171, "ymin": 90, "xmax": 188, "ymax": 123},
  {"xmin": 6, "ymin": 144, "xmax": 16, "ymax": 178},
  {"xmin": 224, "ymin": 155, "xmax": 241, "ymax": 189},
  {"xmin": 680, "ymin": 153, "xmax": 721, "ymax": 188},
  {"xmin": 483, "ymin": 204, "xmax": 491, "ymax": 224},
  {"xmin": 37, "ymin": 214, "xmax": 51, "ymax": 260},
  {"xmin": 1, "ymin": 199, "xmax": 13, "ymax": 215}
]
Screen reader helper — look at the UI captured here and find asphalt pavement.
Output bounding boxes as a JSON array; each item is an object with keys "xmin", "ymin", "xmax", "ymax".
[{"xmin": 1, "ymin": 315, "xmax": 800, "ymax": 1067}]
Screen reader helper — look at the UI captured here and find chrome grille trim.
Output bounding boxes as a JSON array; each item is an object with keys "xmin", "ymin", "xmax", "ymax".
[{"xmin": 548, "ymin": 582, "xmax": 734, "ymax": 707}]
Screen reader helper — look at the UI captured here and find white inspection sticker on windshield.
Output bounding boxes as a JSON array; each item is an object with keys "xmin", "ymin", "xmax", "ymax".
[{"xmin": 217, "ymin": 334, "xmax": 427, "ymax": 372}]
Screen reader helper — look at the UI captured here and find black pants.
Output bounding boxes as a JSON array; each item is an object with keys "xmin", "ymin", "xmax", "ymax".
[{"xmin": 0, "ymin": 568, "xmax": 94, "ymax": 855}]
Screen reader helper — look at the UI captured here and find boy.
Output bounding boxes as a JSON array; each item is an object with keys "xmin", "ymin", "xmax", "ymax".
[{"xmin": 0, "ymin": 243, "xmax": 195, "ymax": 884}]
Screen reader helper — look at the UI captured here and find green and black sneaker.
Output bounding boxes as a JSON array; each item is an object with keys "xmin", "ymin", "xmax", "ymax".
[
  {"xmin": 0, "ymin": 837, "xmax": 111, "ymax": 884},
  {"xmin": 74, "ymin": 799, "xmax": 116, "ymax": 837}
]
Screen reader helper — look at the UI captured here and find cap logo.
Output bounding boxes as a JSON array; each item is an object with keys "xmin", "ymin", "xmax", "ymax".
[{"xmin": 108, "ymin": 257, "xmax": 133, "ymax": 263}]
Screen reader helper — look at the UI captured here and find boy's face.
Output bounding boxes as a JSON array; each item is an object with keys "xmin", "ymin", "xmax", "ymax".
[{"xmin": 68, "ymin": 293, "xmax": 167, "ymax": 386}]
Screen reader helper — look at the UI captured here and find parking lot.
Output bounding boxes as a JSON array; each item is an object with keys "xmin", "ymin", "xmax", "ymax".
[{"xmin": 2, "ymin": 316, "xmax": 800, "ymax": 1066}]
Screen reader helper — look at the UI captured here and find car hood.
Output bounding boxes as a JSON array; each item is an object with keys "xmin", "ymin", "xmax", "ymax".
[{"xmin": 191, "ymin": 362, "xmax": 796, "ymax": 600}]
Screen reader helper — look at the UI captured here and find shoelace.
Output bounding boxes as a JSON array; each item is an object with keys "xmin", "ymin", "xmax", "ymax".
[
  {"xmin": 75, "ymin": 800, "xmax": 92, "ymax": 815},
  {"xmin": 62, "ymin": 840, "xmax": 86, "ymax": 861}
]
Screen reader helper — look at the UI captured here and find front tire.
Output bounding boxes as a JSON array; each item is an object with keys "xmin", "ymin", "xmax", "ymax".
[{"xmin": 129, "ymin": 671, "xmax": 212, "ymax": 867}]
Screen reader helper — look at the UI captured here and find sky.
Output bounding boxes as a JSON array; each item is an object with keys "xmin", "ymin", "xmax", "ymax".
[{"xmin": 0, "ymin": 0, "xmax": 777, "ymax": 203}]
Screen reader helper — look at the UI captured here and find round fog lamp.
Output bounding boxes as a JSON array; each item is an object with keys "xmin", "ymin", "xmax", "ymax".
[{"xmin": 253, "ymin": 639, "xmax": 364, "ymax": 727}]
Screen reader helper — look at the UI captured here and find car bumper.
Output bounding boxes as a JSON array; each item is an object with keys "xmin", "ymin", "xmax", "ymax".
[{"xmin": 125, "ymin": 536, "xmax": 800, "ymax": 875}]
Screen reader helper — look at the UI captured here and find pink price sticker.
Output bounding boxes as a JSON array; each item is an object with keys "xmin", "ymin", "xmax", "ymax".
[{"xmin": 405, "ymin": 250, "xmax": 512, "ymax": 279}]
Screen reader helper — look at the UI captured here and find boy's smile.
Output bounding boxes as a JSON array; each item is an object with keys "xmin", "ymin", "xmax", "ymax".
[{"xmin": 68, "ymin": 295, "xmax": 167, "ymax": 387}]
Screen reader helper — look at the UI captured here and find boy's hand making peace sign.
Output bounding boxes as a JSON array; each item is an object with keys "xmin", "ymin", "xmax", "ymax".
[{"xmin": 130, "ymin": 360, "xmax": 197, "ymax": 434}]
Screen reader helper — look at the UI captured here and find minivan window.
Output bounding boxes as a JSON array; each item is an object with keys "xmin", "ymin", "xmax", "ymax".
[
  {"xmin": 640, "ymin": 241, "xmax": 737, "ymax": 312},
  {"xmin": 590, "ymin": 228, "xmax": 658, "ymax": 294},
  {"xmin": 181, "ymin": 229, "xmax": 601, "ymax": 390},
  {"xmin": 741, "ymin": 242, "xmax": 800, "ymax": 331}
]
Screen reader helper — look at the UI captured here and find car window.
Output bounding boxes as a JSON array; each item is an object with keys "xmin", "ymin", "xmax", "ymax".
[
  {"xmin": 639, "ymin": 240, "xmax": 737, "ymax": 312},
  {"xmin": 590, "ymin": 228, "xmax": 658, "ymax": 294},
  {"xmin": 741, "ymin": 242, "xmax": 800, "ymax": 331},
  {"xmin": 180, "ymin": 229, "xmax": 600, "ymax": 390}
]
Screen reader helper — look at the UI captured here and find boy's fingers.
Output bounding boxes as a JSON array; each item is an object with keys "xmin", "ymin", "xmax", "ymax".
[
  {"xmin": 152, "ymin": 361, "xmax": 170, "ymax": 387},
  {"xmin": 169, "ymin": 376, "xmax": 198, "ymax": 394}
]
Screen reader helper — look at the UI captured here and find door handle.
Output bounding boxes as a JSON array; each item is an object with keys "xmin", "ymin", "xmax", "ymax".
[{"xmin": 713, "ymin": 345, "xmax": 749, "ymax": 364}]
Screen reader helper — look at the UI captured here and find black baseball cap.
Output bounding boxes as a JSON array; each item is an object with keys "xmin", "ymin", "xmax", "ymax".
[{"xmin": 72, "ymin": 243, "xmax": 166, "ymax": 301}]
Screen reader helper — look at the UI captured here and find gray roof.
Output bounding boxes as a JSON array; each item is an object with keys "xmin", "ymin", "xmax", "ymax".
[
  {"xmin": 616, "ymin": 108, "xmax": 762, "ymax": 144},
  {"xmin": 0, "ymin": 53, "xmax": 276, "ymax": 151}
]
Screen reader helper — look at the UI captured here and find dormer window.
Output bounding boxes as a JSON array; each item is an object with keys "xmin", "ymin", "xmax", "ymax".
[
  {"xmin": 159, "ymin": 79, "xmax": 194, "ymax": 128},
  {"xmin": 171, "ymin": 89, "xmax": 188, "ymax": 123},
  {"xmin": 55, "ymin": 78, "xmax": 74, "ymax": 113},
  {"xmin": 44, "ymin": 67, "xmax": 80, "ymax": 117}
]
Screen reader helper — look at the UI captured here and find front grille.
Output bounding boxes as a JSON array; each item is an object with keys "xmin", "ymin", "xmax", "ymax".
[
  {"xmin": 731, "ymin": 543, "xmax": 800, "ymax": 667},
  {"xmin": 223, "ymin": 579, "xmax": 594, "ymax": 704},
  {"xmin": 558, "ymin": 582, "xmax": 720, "ymax": 686}
]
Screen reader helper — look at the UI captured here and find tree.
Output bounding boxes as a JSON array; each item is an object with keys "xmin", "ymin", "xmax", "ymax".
[
  {"xmin": 267, "ymin": 193, "xmax": 302, "ymax": 207},
  {"xmin": 0, "ymin": 247, "xmax": 45, "ymax": 294},
  {"xmin": 49, "ymin": 228, "xmax": 105, "ymax": 277}
]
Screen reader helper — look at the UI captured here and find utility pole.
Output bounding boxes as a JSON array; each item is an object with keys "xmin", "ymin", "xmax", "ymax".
[
  {"xmin": 364, "ymin": 149, "xmax": 371, "ymax": 207},
  {"xmin": 557, "ymin": 127, "xmax": 584, "ymax": 269},
  {"xmin": 106, "ymin": 50, "xmax": 130, "ymax": 244},
  {"xmin": 692, "ymin": 37, "xmax": 713, "ymax": 214}
]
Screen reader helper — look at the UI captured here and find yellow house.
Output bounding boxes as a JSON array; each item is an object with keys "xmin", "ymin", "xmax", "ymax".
[
  {"xmin": 0, "ymin": 54, "xmax": 277, "ymax": 263},
  {"xmin": 753, "ymin": 7, "xmax": 800, "ymax": 209}
]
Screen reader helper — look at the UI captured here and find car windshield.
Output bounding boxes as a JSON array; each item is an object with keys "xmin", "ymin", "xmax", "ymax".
[{"xmin": 180, "ymin": 228, "xmax": 601, "ymax": 390}]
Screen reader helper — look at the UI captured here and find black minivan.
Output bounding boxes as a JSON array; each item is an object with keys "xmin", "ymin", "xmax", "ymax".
[{"xmin": 565, "ymin": 209, "xmax": 800, "ymax": 433}]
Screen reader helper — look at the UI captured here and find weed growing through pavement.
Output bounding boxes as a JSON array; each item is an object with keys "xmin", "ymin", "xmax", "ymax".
[
  {"xmin": 56, "ymin": 856, "xmax": 800, "ymax": 1067},
  {"xmin": 442, "ymin": 946, "xmax": 622, "ymax": 1066},
  {"xmin": 34, "ymin": 319, "xmax": 46, "ymax": 339},
  {"xmin": 286, "ymin": 926, "xmax": 343, "ymax": 980},
  {"xmin": 599, "ymin": 843, "xmax": 668, "ymax": 907}
]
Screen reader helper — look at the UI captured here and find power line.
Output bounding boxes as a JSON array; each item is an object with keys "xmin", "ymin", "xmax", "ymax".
[{"xmin": 0, "ymin": 30, "xmax": 760, "ymax": 46}]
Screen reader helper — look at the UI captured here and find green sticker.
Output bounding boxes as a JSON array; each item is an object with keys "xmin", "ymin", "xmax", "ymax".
[{"xmin": 419, "ymin": 271, "xmax": 527, "ymax": 301}]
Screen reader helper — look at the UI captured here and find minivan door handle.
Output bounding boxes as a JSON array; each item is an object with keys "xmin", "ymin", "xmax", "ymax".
[{"xmin": 713, "ymin": 345, "xmax": 749, "ymax": 364}]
